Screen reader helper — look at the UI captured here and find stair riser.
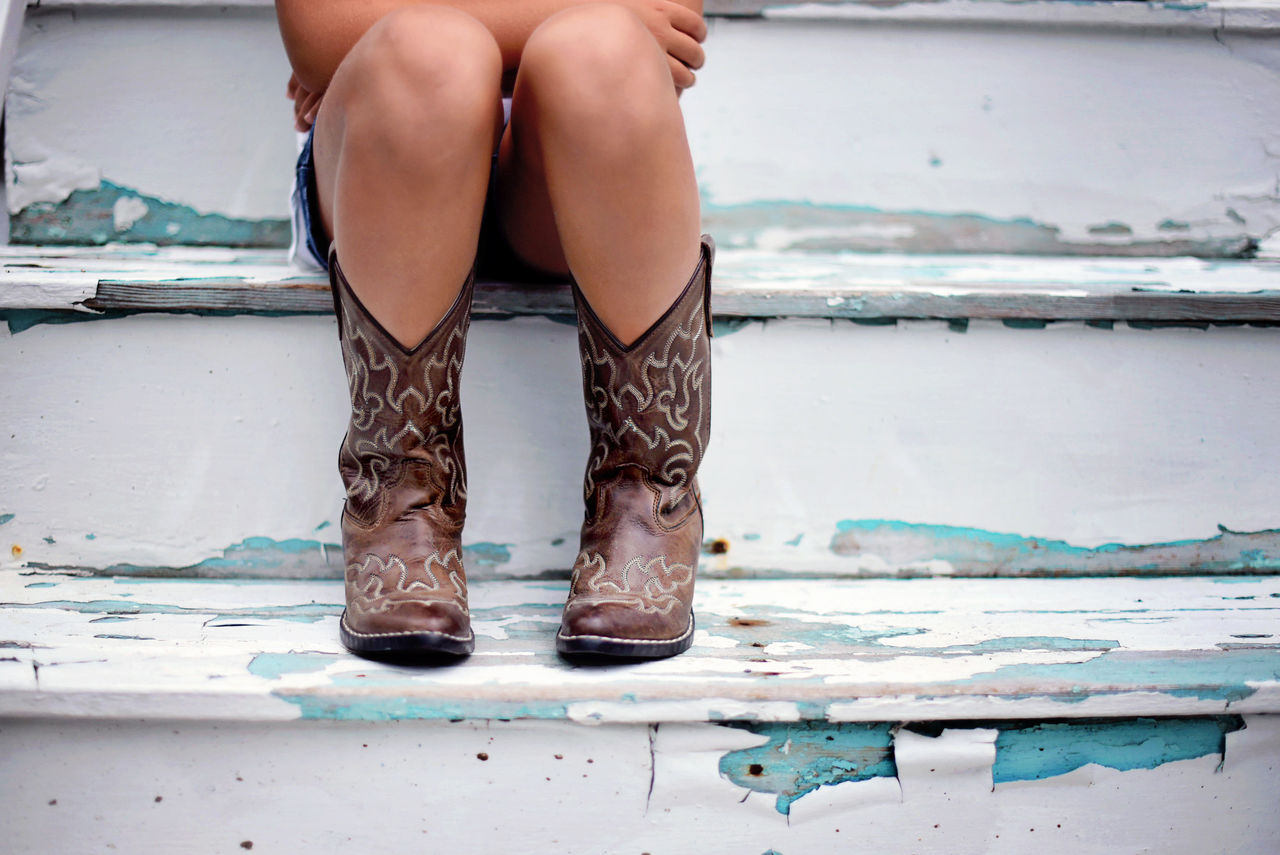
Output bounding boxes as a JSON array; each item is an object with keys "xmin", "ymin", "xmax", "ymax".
[
  {"xmin": 3, "ymin": 314, "xmax": 1277, "ymax": 577},
  {"xmin": 6, "ymin": 8, "xmax": 1278, "ymax": 255},
  {"xmin": 0, "ymin": 716, "xmax": 1275, "ymax": 853}
]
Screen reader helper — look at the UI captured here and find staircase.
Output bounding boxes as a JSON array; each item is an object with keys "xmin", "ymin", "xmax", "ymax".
[{"xmin": 2, "ymin": 1, "xmax": 1279, "ymax": 852}]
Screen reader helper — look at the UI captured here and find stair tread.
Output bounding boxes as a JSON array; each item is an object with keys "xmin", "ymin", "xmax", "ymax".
[
  {"xmin": 4, "ymin": 571, "xmax": 1277, "ymax": 722},
  {"xmin": 3, "ymin": 244, "xmax": 1279, "ymax": 320}
]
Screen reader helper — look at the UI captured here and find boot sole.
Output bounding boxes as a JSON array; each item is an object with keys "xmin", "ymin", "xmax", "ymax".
[
  {"xmin": 339, "ymin": 610, "xmax": 475, "ymax": 658},
  {"xmin": 556, "ymin": 611, "xmax": 695, "ymax": 660}
]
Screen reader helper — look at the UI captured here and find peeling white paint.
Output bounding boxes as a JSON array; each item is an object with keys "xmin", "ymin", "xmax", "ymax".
[
  {"xmin": 5, "ymin": 148, "xmax": 100, "ymax": 214},
  {"xmin": 5, "ymin": 7, "xmax": 293, "ymax": 220},
  {"xmin": 684, "ymin": 16, "xmax": 1280, "ymax": 247},
  {"xmin": 110, "ymin": 195, "xmax": 149, "ymax": 231}
]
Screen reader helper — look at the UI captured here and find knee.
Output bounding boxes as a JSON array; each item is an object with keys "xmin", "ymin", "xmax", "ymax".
[
  {"xmin": 520, "ymin": 4, "xmax": 671, "ymax": 119},
  {"xmin": 336, "ymin": 6, "xmax": 501, "ymax": 135}
]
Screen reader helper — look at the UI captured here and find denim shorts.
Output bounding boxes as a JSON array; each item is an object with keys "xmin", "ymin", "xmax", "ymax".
[{"xmin": 288, "ymin": 99, "xmax": 561, "ymax": 283}]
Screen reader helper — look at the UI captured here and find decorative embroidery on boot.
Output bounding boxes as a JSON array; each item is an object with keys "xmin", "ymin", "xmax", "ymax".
[
  {"xmin": 577, "ymin": 273, "xmax": 709, "ymax": 513},
  {"xmin": 340, "ymin": 320, "xmax": 468, "ymax": 523},
  {"xmin": 346, "ymin": 549, "xmax": 469, "ymax": 617},
  {"xmin": 570, "ymin": 550, "xmax": 695, "ymax": 616}
]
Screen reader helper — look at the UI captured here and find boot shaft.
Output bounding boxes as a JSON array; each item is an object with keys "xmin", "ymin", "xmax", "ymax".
[
  {"xmin": 572, "ymin": 236, "xmax": 715, "ymax": 520},
  {"xmin": 329, "ymin": 250, "xmax": 474, "ymax": 528}
]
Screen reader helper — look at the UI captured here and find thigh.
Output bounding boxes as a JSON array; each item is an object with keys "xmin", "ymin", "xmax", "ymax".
[{"xmin": 310, "ymin": 7, "xmax": 506, "ymax": 253}]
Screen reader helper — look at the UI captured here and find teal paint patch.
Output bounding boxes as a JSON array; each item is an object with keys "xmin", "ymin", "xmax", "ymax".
[
  {"xmin": 993, "ymin": 716, "xmax": 1244, "ymax": 783},
  {"xmin": 940, "ymin": 636, "xmax": 1118, "ymax": 654},
  {"xmin": 0, "ymin": 514, "xmax": 13, "ymax": 526},
  {"xmin": 189, "ymin": 536, "xmax": 338, "ymax": 573},
  {"xmin": 10, "ymin": 180, "xmax": 290, "ymax": 248},
  {"xmin": 1087, "ymin": 221, "xmax": 1134, "ymax": 237},
  {"xmin": 711, "ymin": 318, "xmax": 753, "ymax": 337},
  {"xmin": 80, "ymin": 536, "xmax": 343, "ymax": 579},
  {"xmin": 313, "ymin": 521, "xmax": 331, "ymax": 532},
  {"xmin": 24, "ymin": 582, "xmax": 56, "ymax": 589},
  {"xmin": 743, "ymin": 533, "xmax": 762, "ymax": 542},
  {"xmin": 785, "ymin": 533, "xmax": 804, "ymax": 547},
  {"xmin": 88, "ymin": 616, "xmax": 133, "ymax": 623},
  {"xmin": 830, "ymin": 519, "xmax": 1280, "ymax": 576},
  {"xmin": 248, "ymin": 652, "xmax": 341, "ymax": 680},
  {"xmin": 719, "ymin": 721, "xmax": 896, "ymax": 815},
  {"xmin": 85, "ymin": 533, "xmax": 96, "ymax": 540},
  {"xmin": 1003, "ymin": 319, "xmax": 1049, "ymax": 329},
  {"xmin": 964, "ymin": 649, "xmax": 1280, "ymax": 705},
  {"xmin": 42, "ymin": 536, "xmax": 55, "ymax": 545},
  {"xmin": 93, "ymin": 633, "xmax": 155, "ymax": 641},
  {"xmin": 700, "ymin": 198, "xmax": 1251, "ymax": 258},
  {"xmin": 712, "ymin": 606, "xmax": 930, "ymax": 653},
  {"xmin": 465, "ymin": 542, "xmax": 513, "ymax": 566},
  {"xmin": 14, "ymin": 598, "xmax": 339, "ymax": 621},
  {"xmin": 279, "ymin": 694, "xmax": 570, "ymax": 721}
]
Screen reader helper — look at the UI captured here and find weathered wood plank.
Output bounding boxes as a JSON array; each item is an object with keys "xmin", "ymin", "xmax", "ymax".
[
  {"xmin": 5, "ymin": 245, "xmax": 1280, "ymax": 321},
  {"xmin": 3, "ymin": 572, "xmax": 1277, "ymax": 722}
]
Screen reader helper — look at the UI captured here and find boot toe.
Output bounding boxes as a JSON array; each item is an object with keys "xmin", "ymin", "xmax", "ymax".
[
  {"xmin": 558, "ymin": 599, "xmax": 694, "ymax": 659},
  {"xmin": 341, "ymin": 601, "xmax": 473, "ymax": 656}
]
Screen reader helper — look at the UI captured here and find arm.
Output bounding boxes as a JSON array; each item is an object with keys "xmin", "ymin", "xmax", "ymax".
[{"xmin": 277, "ymin": 0, "xmax": 704, "ymax": 94}]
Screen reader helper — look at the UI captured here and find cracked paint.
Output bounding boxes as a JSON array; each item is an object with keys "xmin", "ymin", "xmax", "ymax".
[
  {"xmin": 247, "ymin": 652, "xmax": 341, "ymax": 680},
  {"xmin": 9, "ymin": 180, "xmax": 289, "ymax": 248},
  {"xmin": 991, "ymin": 716, "xmax": 1245, "ymax": 783},
  {"xmin": 718, "ymin": 721, "xmax": 896, "ymax": 815},
  {"xmin": 830, "ymin": 520, "xmax": 1280, "ymax": 576},
  {"xmin": 716, "ymin": 716, "xmax": 1247, "ymax": 815},
  {"xmin": 701, "ymin": 200, "xmax": 1255, "ymax": 258}
]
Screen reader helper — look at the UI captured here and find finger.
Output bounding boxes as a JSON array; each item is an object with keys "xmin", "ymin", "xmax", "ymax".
[
  {"xmin": 667, "ymin": 55, "xmax": 695, "ymax": 91},
  {"xmin": 294, "ymin": 92, "xmax": 315, "ymax": 130},
  {"xmin": 666, "ymin": 3, "xmax": 708, "ymax": 42},
  {"xmin": 303, "ymin": 92, "xmax": 324, "ymax": 125},
  {"xmin": 667, "ymin": 32, "xmax": 705, "ymax": 71},
  {"xmin": 287, "ymin": 71, "xmax": 299, "ymax": 99}
]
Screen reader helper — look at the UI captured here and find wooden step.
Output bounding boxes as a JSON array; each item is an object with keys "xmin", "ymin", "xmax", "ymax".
[
  {"xmin": 5, "ymin": 243, "xmax": 1280, "ymax": 320},
  {"xmin": 3, "ymin": 571, "xmax": 1278, "ymax": 851},
  {"xmin": 3, "ymin": 245, "xmax": 1279, "ymax": 580},
  {"xmin": 4, "ymin": 571, "xmax": 1278, "ymax": 721}
]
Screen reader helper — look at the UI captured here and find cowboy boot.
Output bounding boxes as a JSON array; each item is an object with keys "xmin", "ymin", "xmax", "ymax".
[
  {"xmin": 557, "ymin": 236, "xmax": 715, "ymax": 658},
  {"xmin": 329, "ymin": 245, "xmax": 475, "ymax": 656}
]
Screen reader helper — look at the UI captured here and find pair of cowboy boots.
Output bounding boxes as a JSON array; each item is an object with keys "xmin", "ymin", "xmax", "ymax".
[{"xmin": 330, "ymin": 236, "xmax": 713, "ymax": 659}]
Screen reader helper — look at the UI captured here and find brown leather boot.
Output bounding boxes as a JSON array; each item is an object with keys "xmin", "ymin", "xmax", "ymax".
[
  {"xmin": 329, "ymin": 246, "xmax": 475, "ymax": 657},
  {"xmin": 557, "ymin": 236, "xmax": 714, "ymax": 658}
]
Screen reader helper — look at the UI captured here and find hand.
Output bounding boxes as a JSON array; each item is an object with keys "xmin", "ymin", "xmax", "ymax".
[
  {"xmin": 287, "ymin": 71, "xmax": 325, "ymax": 132},
  {"xmin": 625, "ymin": 1, "xmax": 707, "ymax": 92}
]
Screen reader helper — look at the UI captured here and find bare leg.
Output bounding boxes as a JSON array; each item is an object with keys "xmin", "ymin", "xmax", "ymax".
[
  {"xmin": 496, "ymin": 3, "xmax": 702, "ymax": 346},
  {"xmin": 311, "ymin": 6, "xmax": 503, "ymax": 349}
]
